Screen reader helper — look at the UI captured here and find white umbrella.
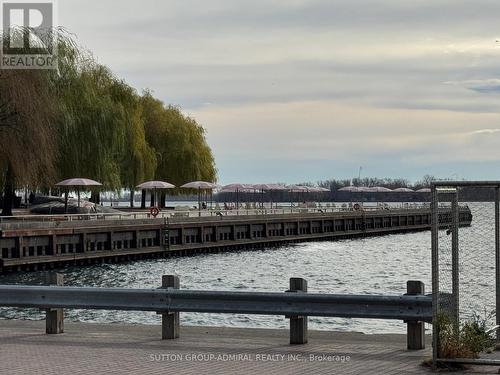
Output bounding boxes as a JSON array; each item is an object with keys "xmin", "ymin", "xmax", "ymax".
[
  {"xmin": 220, "ymin": 183, "xmax": 253, "ymax": 192},
  {"xmin": 338, "ymin": 186, "xmax": 359, "ymax": 192},
  {"xmin": 55, "ymin": 178, "xmax": 102, "ymax": 187},
  {"xmin": 137, "ymin": 180, "xmax": 175, "ymax": 189},
  {"xmin": 181, "ymin": 181, "xmax": 217, "ymax": 189},
  {"xmin": 267, "ymin": 184, "xmax": 288, "ymax": 191},
  {"xmin": 137, "ymin": 180, "xmax": 175, "ymax": 208},
  {"xmin": 55, "ymin": 178, "xmax": 102, "ymax": 211},
  {"xmin": 287, "ymin": 184, "xmax": 309, "ymax": 192},
  {"xmin": 416, "ymin": 188, "xmax": 431, "ymax": 193},
  {"xmin": 257, "ymin": 184, "xmax": 287, "ymax": 208},
  {"xmin": 393, "ymin": 187, "xmax": 414, "ymax": 192},
  {"xmin": 181, "ymin": 181, "xmax": 217, "ymax": 212},
  {"xmin": 221, "ymin": 183, "xmax": 253, "ymax": 208},
  {"xmin": 250, "ymin": 184, "xmax": 273, "ymax": 208},
  {"xmin": 251, "ymin": 183, "xmax": 273, "ymax": 190},
  {"xmin": 287, "ymin": 185, "xmax": 309, "ymax": 207},
  {"xmin": 367, "ymin": 186, "xmax": 393, "ymax": 192}
]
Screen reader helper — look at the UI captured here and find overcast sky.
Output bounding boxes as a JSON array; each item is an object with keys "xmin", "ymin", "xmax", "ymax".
[{"xmin": 60, "ymin": 0, "xmax": 500, "ymax": 184}]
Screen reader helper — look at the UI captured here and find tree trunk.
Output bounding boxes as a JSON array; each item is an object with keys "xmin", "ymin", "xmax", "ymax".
[
  {"xmin": 129, "ymin": 189, "xmax": 134, "ymax": 208},
  {"xmin": 1, "ymin": 164, "xmax": 15, "ymax": 216},
  {"xmin": 160, "ymin": 191, "xmax": 166, "ymax": 208},
  {"xmin": 90, "ymin": 191, "xmax": 100, "ymax": 205}
]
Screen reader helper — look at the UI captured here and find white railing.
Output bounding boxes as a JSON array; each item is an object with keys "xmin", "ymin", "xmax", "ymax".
[{"xmin": 0, "ymin": 204, "xmax": 432, "ymax": 226}]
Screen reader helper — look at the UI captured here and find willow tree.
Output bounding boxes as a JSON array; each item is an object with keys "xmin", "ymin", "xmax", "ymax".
[
  {"xmin": 0, "ymin": 31, "xmax": 59, "ymax": 216},
  {"xmin": 111, "ymin": 82, "xmax": 157, "ymax": 206},
  {"xmin": 1, "ymin": 30, "xmax": 217, "ymax": 215},
  {"xmin": 54, "ymin": 52, "xmax": 127, "ymax": 191},
  {"xmin": 140, "ymin": 92, "xmax": 217, "ymax": 187}
]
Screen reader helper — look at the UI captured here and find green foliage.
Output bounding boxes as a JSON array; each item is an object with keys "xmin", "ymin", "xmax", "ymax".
[
  {"xmin": 140, "ymin": 92, "xmax": 217, "ymax": 188},
  {"xmin": 437, "ymin": 311, "xmax": 496, "ymax": 359},
  {"xmin": 0, "ymin": 29, "xmax": 217, "ymax": 203},
  {"xmin": 0, "ymin": 31, "xmax": 58, "ymax": 186}
]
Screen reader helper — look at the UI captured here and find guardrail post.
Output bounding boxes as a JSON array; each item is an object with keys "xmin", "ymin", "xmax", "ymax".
[
  {"xmin": 45, "ymin": 273, "xmax": 64, "ymax": 334},
  {"xmin": 406, "ymin": 280, "xmax": 425, "ymax": 350},
  {"xmin": 288, "ymin": 277, "xmax": 308, "ymax": 344},
  {"xmin": 161, "ymin": 275, "xmax": 180, "ymax": 339}
]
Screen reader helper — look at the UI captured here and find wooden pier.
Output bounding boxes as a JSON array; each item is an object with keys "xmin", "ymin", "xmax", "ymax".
[{"xmin": 0, "ymin": 208, "xmax": 472, "ymax": 272}]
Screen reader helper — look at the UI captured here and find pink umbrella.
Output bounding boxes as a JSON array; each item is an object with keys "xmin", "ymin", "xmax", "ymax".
[
  {"xmin": 137, "ymin": 181, "xmax": 175, "ymax": 208},
  {"xmin": 251, "ymin": 183, "xmax": 273, "ymax": 190},
  {"xmin": 250, "ymin": 184, "xmax": 274, "ymax": 208},
  {"xmin": 393, "ymin": 187, "xmax": 414, "ymax": 192},
  {"xmin": 255, "ymin": 184, "xmax": 287, "ymax": 208},
  {"xmin": 221, "ymin": 184, "xmax": 253, "ymax": 208},
  {"xmin": 55, "ymin": 178, "xmax": 102, "ymax": 211},
  {"xmin": 267, "ymin": 184, "xmax": 288, "ymax": 191},
  {"xmin": 367, "ymin": 186, "xmax": 393, "ymax": 192},
  {"xmin": 416, "ymin": 188, "xmax": 431, "ymax": 193},
  {"xmin": 55, "ymin": 178, "xmax": 102, "ymax": 187},
  {"xmin": 338, "ymin": 186, "xmax": 359, "ymax": 192},
  {"xmin": 137, "ymin": 180, "xmax": 175, "ymax": 189},
  {"xmin": 181, "ymin": 181, "xmax": 217, "ymax": 189},
  {"xmin": 287, "ymin": 184, "xmax": 309, "ymax": 192},
  {"xmin": 220, "ymin": 183, "xmax": 253, "ymax": 192},
  {"xmin": 286, "ymin": 185, "xmax": 309, "ymax": 207},
  {"xmin": 181, "ymin": 181, "xmax": 218, "ymax": 212}
]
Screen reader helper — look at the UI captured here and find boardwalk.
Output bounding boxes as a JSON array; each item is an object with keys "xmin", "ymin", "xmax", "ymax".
[
  {"xmin": 0, "ymin": 319, "xmax": 487, "ymax": 375},
  {"xmin": 0, "ymin": 207, "xmax": 472, "ymax": 272}
]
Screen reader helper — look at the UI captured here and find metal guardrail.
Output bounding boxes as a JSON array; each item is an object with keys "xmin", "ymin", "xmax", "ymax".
[
  {"xmin": 0, "ymin": 274, "xmax": 431, "ymax": 350},
  {"xmin": 0, "ymin": 286, "xmax": 431, "ymax": 320}
]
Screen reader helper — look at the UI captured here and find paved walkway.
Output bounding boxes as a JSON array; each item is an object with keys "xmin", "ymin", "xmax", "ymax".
[{"xmin": 0, "ymin": 320, "xmax": 498, "ymax": 374}]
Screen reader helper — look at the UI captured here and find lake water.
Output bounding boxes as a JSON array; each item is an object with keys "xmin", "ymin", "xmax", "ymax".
[{"xmin": 0, "ymin": 202, "xmax": 495, "ymax": 334}]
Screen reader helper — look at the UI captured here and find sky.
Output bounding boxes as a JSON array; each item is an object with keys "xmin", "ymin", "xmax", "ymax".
[{"xmin": 59, "ymin": 0, "xmax": 500, "ymax": 184}]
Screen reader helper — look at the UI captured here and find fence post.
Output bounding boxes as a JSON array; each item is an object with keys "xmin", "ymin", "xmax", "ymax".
[
  {"xmin": 161, "ymin": 275, "xmax": 180, "ymax": 339},
  {"xmin": 288, "ymin": 278, "xmax": 308, "ymax": 344},
  {"xmin": 45, "ymin": 272, "xmax": 64, "ymax": 334},
  {"xmin": 406, "ymin": 280, "xmax": 425, "ymax": 350}
]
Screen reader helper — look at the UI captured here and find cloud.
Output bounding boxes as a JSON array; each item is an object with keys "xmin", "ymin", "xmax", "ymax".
[
  {"xmin": 466, "ymin": 128, "xmax": 500, "ymax": 135},
  {"xmin": 59, "ymin": 0, "xmax": 500, "ymax": 182},
  {"xmin": 445, "ymin": 79, "xmax": 500, "ymax": 95}
]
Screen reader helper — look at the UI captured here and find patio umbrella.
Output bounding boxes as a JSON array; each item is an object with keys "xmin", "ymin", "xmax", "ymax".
[
  {"xmin": 55, "ymin": 178, "xmax": 102, "ymax": 213},
  {"xmin": 136, "ymin": 180, "xmax": 175, "ymax": 208},
  {"xmin": 367, "ymin": 186, "xmax": 393, "ymax": 192},
  {"xmin": 221, "ymin": 183, "xmax": 253, "ymax": 209},
  {"xmin": 266, "ymin": 184, "xmax": 288, "ymax": 208},
  {"xmin": 416, "ymin": 188, "xmax": 431, "ymax": 193},
  {"xmin": 287, "ymin": 185, "xmax": 309, "ymax": 207},
  {"xmin": 251, "ymin": 184, "xmax": 273, "ymax": 208},
  {"xmin": 180, "ymin": 181, "xmax": 217, "ymax": 213}
]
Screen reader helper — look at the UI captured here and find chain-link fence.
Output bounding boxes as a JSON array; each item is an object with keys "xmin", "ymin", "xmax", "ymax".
[{"xmin": 431, "ymin": 182, "xmax": 500, "ymax": 364}]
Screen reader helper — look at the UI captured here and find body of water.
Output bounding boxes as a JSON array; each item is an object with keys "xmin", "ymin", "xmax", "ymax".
[{"xmin": 0, "ymin": 202, "xmax": 495, "ymax": 334}]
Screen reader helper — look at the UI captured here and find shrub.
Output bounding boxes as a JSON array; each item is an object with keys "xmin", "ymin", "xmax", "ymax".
[{"xmin": 437, "ymin": 310, "xmax": 496, "ymax": 359}]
